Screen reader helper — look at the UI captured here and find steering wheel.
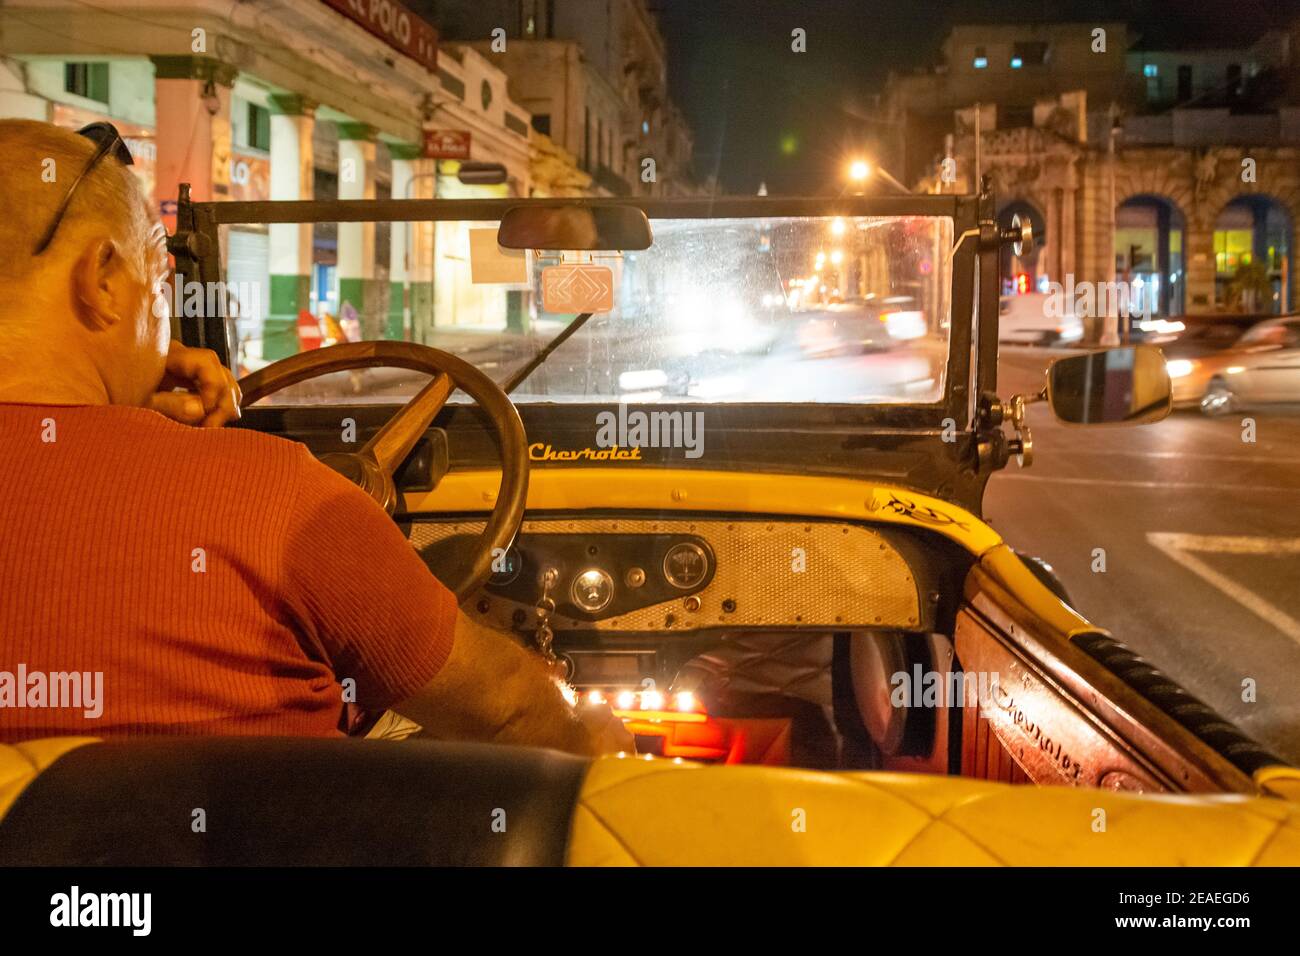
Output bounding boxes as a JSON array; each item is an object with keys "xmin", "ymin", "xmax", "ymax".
[{"xmin": 237, "ymin": 342, "xmax": 529, "ymax": 604}]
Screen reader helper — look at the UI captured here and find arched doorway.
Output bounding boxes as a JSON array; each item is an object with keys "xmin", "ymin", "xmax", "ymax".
[
  {"xmin": 1115, "ymin": 195, "xmax": 1186, "ymax": 317},
  {"xmin": 997, "ymin": 199, "xmax": 1045, "ymax": 295},
  {"xmin": 1213, "ymin": 196, "xmax": 1293, "ymax": 314}
]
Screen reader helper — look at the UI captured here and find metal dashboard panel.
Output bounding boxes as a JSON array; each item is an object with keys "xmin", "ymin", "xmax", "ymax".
[{"xmin": 408, "ymin": 517, "xmax": 921, "ymax": 632}]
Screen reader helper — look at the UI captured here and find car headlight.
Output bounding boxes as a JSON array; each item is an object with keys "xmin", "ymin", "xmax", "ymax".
[{"xmin": 1166, "ymin": 359, "xmax": 1194, "ymax": 379}]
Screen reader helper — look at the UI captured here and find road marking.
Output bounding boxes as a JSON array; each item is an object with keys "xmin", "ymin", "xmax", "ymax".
[
  {"xmin": 1147, "ymin": 532, "xmax": 1300, "ymax": 644},
  {"xmin": 993, "ymin": 474, "xmax": 1300, "ymax": 494},
  {"xmin": 1037, "ymin": 448, "xmax": 1300, "ymax": 464}
]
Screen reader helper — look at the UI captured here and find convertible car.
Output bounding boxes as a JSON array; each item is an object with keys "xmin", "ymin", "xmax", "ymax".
[{"xmin": 2, "ymin": 186, "xmax": 1298, "ymax": 867}]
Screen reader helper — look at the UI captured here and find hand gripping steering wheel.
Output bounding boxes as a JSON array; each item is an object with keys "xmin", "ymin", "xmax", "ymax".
[{"xmin": 238, "ymin": 342, "xmax": 528, "ymax": 604}]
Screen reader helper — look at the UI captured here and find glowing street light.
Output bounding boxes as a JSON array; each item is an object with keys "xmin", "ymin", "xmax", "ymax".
[{"xmin": 848, "ymin": 159, "xmax": 871, "ymax": 182}]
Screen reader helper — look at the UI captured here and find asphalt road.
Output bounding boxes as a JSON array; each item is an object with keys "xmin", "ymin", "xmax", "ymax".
[{"xmin": 987, "ymin": 346, "xmax": 1300, "ymax": 765}]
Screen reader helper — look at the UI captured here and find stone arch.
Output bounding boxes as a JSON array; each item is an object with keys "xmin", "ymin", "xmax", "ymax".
[
  {"xmin": 1209, "ymin": 190, "xmax": 1295, "ymax": 313},
  {"xmin": 1116, "ymin": 193, "xmax": 1189, "ymax": 316},
  {"xmin": 1114, "ymin": 150, "xmax": 1196, "ymax": 218}
]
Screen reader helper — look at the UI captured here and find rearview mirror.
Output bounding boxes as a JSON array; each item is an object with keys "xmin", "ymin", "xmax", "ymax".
[
  {"xmin": 497, "ymin": 204, "xmax": 653, "ymax": 251},
  {"xmin": 1046, "ymin": 345, "xmax": 1171, "ymax": 426}
]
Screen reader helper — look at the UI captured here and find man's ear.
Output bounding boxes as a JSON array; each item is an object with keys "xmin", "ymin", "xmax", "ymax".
[{"xmin": 71, "ymin": 237, "xmax": 130, "ymax": 331}]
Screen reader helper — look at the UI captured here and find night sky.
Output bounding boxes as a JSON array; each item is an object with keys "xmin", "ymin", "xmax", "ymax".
[{"xmin": 651, "ymin": 0, "xmax": 1299, "ymax": 195}]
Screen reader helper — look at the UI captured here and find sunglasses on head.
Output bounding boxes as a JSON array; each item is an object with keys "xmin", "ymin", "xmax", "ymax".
[{"xmin": 32, "ymin": 121, "xmax": 135, "ymax": 256}]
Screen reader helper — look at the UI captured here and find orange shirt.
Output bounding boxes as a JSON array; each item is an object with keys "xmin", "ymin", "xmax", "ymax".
[{"xmin": 0, "ymin": 403, "xmax": 457, "ymax": 741}]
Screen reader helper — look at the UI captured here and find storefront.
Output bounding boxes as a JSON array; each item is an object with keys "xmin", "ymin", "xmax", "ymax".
[{"xmin": 0, "ymin": 0, "xmax": 537, "ymax": 363}]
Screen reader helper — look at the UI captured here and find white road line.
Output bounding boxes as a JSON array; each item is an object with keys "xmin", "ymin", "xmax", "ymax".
[
  {"xmin": 993, "ymin": 474, "xmax": 1300, "ymax": 494},
  {"xmin": 1146, "ymin": 532, "xmax": 1300, "ymax": 644},
  {"xmin": 1035, "ymin": 448, "xmax": 1300, "ymax": 464}
]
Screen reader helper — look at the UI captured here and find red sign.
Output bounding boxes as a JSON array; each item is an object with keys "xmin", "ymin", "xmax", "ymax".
[
  {"xmin": 422, "ymin": 129, "xmax": 472, "ymax": 160},
  {"xmin": 320, "ymin": 0, "xmax": 437, "ymax": 71}
]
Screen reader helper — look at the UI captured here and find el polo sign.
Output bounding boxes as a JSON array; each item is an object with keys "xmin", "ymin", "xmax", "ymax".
[{"xmin": 321, "ymin": 0, "xmax": 438, "ymax": 71}]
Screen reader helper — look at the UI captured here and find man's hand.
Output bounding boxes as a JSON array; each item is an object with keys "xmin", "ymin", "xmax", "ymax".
[
  {"xmin": 575, "ymin": 699, "xmax": 637, "ymax": 755},
  {"xmin": 395, "ymin": 611, "xmax": 638, "ymax": 757},
  {"xmin": 148, "ymin": 342, "xmax": 242, "ymax": 427}
]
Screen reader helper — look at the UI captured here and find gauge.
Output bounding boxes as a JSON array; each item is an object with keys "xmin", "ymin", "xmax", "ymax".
[
  {"xmin": 663, "ymin": 542, "xmax": 709, "ymax": 589},
  {"xmin": 571, "ymin": 568, "xmax": 615, "ymax": 613}
]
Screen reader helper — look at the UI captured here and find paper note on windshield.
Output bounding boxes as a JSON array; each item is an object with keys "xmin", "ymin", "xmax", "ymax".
[
  {"xmin": 469, "ymin": 228, "xmax": 528, "ymax": 285},
  {"xmin": 541, "ymin": 263, "xmax": 614, "ymax": 314}
]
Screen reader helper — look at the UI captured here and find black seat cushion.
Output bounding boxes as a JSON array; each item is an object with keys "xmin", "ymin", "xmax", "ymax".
[{"xmin": 0, "ymin": 738, "xmax": 589, "ymax": 866}]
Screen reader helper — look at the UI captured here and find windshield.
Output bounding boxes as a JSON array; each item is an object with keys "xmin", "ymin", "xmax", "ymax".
[{"xmin": 224, "ymin": 214, "xmax": 952, "ymax": 406}]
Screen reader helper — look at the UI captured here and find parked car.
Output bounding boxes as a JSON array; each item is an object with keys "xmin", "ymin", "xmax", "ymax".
[
  {"xmin": 1164, "ymin": 314, "xmax": 1300, "ymax": 414},
  {"xmin": 998, "ymin": 292, "xmax": 1084, "ymax": 346}
]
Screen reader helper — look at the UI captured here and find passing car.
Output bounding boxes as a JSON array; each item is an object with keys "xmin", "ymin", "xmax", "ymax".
[
  {"xmin": 1165, "ymin": 314, "xmax": 1300, "ymax": 414},
  {"xmin": 998, "ymin": 291, "xmax": 1084, "ymax": 346},
  {"xmin": 2, "ymin": 189, "xmax": 1297, "ymax": 868}
]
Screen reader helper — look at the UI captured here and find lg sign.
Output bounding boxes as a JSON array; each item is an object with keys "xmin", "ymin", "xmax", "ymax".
[{"xmin": 321, "ymin": 0, "xmax": 438, "ymax": 70}]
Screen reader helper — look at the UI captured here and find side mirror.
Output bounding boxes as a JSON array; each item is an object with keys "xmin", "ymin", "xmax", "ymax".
[
  {"xmin": 1046, "ymin": 345, "xmax": 1171, "ymax": 426},
  {"xmin": 497, "ymin": 204, "xmax": 653, "ymax": 251}
]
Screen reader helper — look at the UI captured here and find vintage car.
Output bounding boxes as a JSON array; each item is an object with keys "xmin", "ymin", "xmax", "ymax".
[
  {"xmin": 1, "ymin": 188, "xmax": 1298, "ymax": 867},
  {"xmin": 1164, "ymin": 313, "xmax": 1300, "ymax": 414}
]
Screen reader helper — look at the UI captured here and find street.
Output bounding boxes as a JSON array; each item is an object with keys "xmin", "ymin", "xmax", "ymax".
[{"xmin": 989, "ymin": 347, "xmax": 1300, "ymax": 764}]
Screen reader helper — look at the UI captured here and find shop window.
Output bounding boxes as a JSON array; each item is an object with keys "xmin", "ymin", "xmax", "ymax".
[
  {"xmin": 972, "ymin": 46, "xmax": 988, "ymax": 69},
  {"xmin": 64, "ymin": 62, "xmax": 109, "ymax": 103}
]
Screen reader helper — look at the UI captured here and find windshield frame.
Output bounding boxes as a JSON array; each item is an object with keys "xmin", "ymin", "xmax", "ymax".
[{"xmin": 177, "ymin": 194, "xmax": 980, "ymax": 431}]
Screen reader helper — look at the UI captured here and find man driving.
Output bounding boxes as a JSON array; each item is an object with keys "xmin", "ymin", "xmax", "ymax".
[{"xmin": 0, "ymin": 119, "xmax": 631, "ymax": 754}]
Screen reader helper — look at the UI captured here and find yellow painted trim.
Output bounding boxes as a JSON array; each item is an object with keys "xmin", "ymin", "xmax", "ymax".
[
  {"xmin": 404, "ymin": 468, "xmax": 1003, "ymax": 556},
  {"xmin": 977, "ymin": 544, "xmax": 1100, "ymax": 637},
  {"xmin": 0, "ymin": 737, "xmax": 98, "ymax": 824},
  {"xmin": 1255, "ymin": 765, "xmax": 1300, "ymax": 802}
]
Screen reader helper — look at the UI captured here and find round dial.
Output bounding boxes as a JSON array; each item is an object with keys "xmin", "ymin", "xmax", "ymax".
[
  {"xmin": 571, "ymin": 568, "xmax": 615, "ymax": 613},
  {"xmin": 663, "ymin": 542, "xmax": 709, "ymax": 590}
]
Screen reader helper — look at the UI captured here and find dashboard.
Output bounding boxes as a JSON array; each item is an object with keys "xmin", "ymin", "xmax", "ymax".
[{"xmin": 409, "ymin": 516, "xmax": 926, "ymax": 634}]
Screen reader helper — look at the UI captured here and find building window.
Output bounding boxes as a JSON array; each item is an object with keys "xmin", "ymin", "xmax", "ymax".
[
  {"xmin": 641, "ymin": 118, "xmax": 650, "ymax": 135},
  {"xmin": 973, "ymin": 47, "xmax": 988, "ymax": 69},
  {"xmin": 1143, "ymin": 63, "xmax": 1159, "ymax": 78},
  {"xmin": 1226, "ymin": 63, "xmax": 1242, "ymax": 97},
  {"xmin": 531, "ymin": 114, "xmax": 551, "ymax": 136},
  {"xmin": 247, "ymin": 103, "xmax": 270, "ymax": 151},
  {"xmin": 1012, "ymin": 41, "xmax": 1048, "ymax": 66},
  {"xmin": 64, "ymin": 62, "xmax": 109, "ymax": 103},
  {"xmin": 1177, "ymin": 65, "xmax": 1193, "ymax": 102}
]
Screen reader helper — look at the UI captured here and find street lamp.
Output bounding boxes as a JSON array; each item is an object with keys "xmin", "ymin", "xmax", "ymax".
[{"xmin": 844, "ymin": 157, "xmax": 909, "ymax": 195}]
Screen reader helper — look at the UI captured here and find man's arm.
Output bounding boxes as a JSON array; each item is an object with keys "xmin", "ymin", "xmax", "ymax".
[
  {"xmin": 282, "ymin": 447, "xmax": 630, "ymax": 755},
  {"xmin": 392, "ymin": 611, "xmax": 632, "ymax": 755}
]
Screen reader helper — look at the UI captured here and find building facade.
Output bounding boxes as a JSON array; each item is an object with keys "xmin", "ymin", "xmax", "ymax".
[
  {"xmin": 428, "ymin": 0, "xmax": 699, "ymax": 196},
  {"xmin": 0, "ymin": 0, "xmax": 542, "ymax": 364},
  {"xmin": 881, "ymin": 20, "xmax": 1299, "ymax": 319}
]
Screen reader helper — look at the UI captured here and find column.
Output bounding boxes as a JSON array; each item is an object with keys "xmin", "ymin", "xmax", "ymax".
[
  {"xmin": 266, "ymin": 94, "xmax": 316, "ymax": 360},
  {"xmin": 387, "ymin": 142, "xmax": 422, "ymax": 342},
  {"xmin": 336, "ymin": 122, "xmax": 379, "ymax": 339},
  {"xmin": 408, "ymin": 157, "xmax": 437, "ymax": 344},
  {"xmin": 1184, "ymin": 222, "xmax": 1216, "ymax": 315},
  {"xmin": 151, "ymin": 56, "xmax": 237, "ymax": 230}
]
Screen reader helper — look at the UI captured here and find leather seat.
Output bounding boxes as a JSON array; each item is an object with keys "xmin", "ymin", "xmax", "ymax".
[
  {"xmin": 567, "ymin": 757, "xmax": 1300, "ymax": 865},
  {"xmin": 3, "ymin": 738, "xmax": 1299, "ymax": 866},
  {"xmin": 0, "ymin": 737, "xmax": 586, "ymax": 866}
]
